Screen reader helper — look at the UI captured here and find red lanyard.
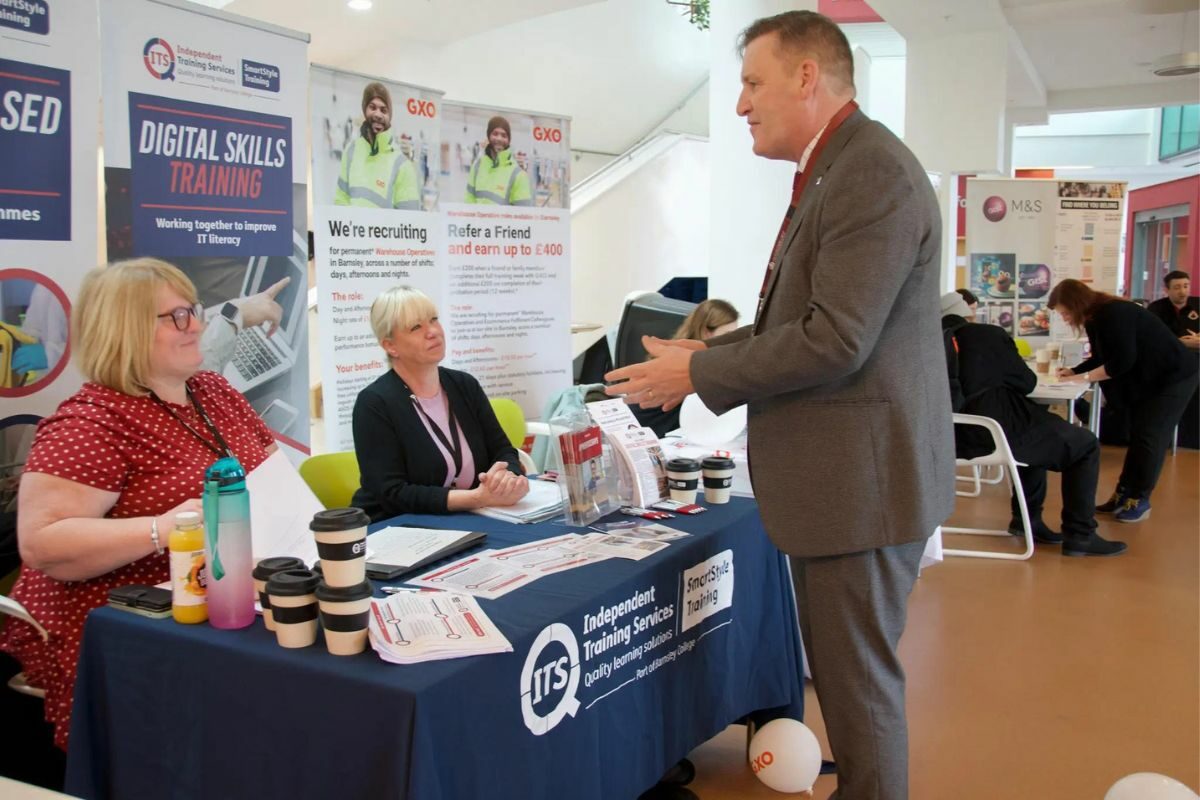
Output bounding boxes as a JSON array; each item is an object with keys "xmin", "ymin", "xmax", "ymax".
[{"xmin": 758, "ymin": 100, "xmax": 859, "ymax": 311}]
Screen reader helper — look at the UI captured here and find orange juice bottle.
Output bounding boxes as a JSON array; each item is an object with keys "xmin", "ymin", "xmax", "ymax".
[{"xmin": 169, "ymin": 511, "xmax": 208, "ymax": 624}]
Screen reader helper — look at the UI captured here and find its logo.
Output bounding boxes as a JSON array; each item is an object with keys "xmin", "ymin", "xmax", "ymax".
[
  {"xmin": 751, "ymin": 750, "xmax": 775, "ymax": 774},
  {"xmin": 519, "ymin": 623, "xmax": 580, "ymax": 735},
  {"xmin": 533, "ymin": 126, "xmax": 562, "ymax": 143},
  {"xmin": 982, "ymin": 195, "xmax": 1006, "ymax": 222},
  {"xmin": 143, "ymin": 37, "xmax": 176, "ymax": 81},
  {"xmin": 406, "ymin": 98, "xmax": 436, "ymax": 118},
  {"xmin": 352, "ymin": 541, "xmax": 366, "ymax": 555}
]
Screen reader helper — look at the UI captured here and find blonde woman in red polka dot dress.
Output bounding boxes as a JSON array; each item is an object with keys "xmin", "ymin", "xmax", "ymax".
[{"xmin": 0, "ymin": 259, "xmax": 276, "ymax": 750}]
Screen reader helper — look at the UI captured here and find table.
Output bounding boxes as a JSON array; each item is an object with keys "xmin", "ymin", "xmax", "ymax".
[
  {"xmin": 65, "ymin": 497, "xmax": 804, "ymax": 800},
  {"xmin": 1028, "ymin": 377, "xmax": 1101, "ymax": 436}
]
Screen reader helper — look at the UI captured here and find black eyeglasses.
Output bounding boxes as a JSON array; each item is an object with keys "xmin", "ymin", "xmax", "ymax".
[{"xmin": 156, "ymin": 304, "xmax": 203, "ymax": 332}]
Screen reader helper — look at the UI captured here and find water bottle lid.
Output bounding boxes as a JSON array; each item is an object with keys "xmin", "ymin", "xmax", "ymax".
[{"xmin": 205, "ymin": 456, "xmax": 246, "ymax": 491}]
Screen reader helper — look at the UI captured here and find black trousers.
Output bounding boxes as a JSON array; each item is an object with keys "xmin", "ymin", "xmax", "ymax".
[
  {"xmin": 1008, "ymin": 415, "xmax": 1100, "ymax": 538},
  {"xmin": 1120, "ymin": 374, "xmax": 1200, "ymax": 497}
]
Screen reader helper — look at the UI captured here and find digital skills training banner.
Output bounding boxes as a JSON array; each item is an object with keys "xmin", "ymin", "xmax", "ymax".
[
  {"xmin": 439, "ymin": 101, "xmax": 572, "ymax": 426},
  {"xmin": 310, "ymin": 65, "xmax": 445, "ymax": 451},
  {"xmin": 100, "ymin": 0, "xmax": 311, "ymax": 457},
  {"xmin": 967, "ymin": 178, "xmax": 1124, "ymax": 341},
  {"xmin": 0, "ymin": 0, "xmax": 99, "ymax": 471}
]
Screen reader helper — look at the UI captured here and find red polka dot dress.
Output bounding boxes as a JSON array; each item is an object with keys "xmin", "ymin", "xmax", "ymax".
[{"xmin": 0, "ymin": 371, "xmax": 275, "ymax": 750}]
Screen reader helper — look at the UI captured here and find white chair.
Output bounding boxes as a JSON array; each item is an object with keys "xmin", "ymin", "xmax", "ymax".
[
  {"xmin": 955, "ymin": 463, "xmax": 1005, "ymax": 497},
  {"xmin": 0, "ymin": 594, "xmax": 48, "ymax": 698},
  {"xmin": 943, "ymin": 413, "xmax": 1034, "ymax": 561}
]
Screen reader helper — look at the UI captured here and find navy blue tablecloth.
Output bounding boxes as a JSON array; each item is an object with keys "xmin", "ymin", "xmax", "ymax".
[{"xmin": 65, "ymin": 497, "xmax": 803, "ymax": 800}]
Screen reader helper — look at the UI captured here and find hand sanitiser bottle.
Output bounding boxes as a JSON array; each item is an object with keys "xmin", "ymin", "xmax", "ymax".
[{"xmin": 203, "ymin": 457, "xmax": 255, "ymax": 629}]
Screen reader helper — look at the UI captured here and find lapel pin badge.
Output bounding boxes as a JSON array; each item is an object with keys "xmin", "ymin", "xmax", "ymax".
[{"xmin": 816, "ymin": 176, "xmax": 822, "ymax": 185}]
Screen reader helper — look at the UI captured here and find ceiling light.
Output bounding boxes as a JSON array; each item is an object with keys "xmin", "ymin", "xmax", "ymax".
[
  {"xmin": 347, "ymin": 0, "xmax": 372, "ymax": 10},
  {"xmin": 1152, "ymin": 52, "xmax": 1200, "ymax": 76}
]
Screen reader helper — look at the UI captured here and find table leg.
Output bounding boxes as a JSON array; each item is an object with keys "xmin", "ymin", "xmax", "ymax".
[{"xmin": 1089, "ymin": 385, "xmax": 1101, "ymax": 437}]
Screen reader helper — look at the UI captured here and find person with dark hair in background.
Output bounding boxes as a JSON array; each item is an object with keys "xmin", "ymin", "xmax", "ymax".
[
  {"xmin": 1049, "ymin": 279, "xmax": 1198, "ymax": 522},
  {"xmin": 334, "ymin": 82, "xmax": 420, "ymax": 209},
  {"xmin": 1146, "ymin": 270, "xmax": 1199, "ymax": 349},
  {"xmin": 606, "ymin": 11, "xmax": 954, "ymax": 796},
  {"xmin": 465, "ymin": 116, "xmax": 533, "ymax": 206},
  {"xmin": 941, "ymin": 292, "xmax": 1124, "ymax": 557}
]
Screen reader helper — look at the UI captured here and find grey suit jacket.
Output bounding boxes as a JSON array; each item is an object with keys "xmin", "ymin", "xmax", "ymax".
[{"xmin": 691, "ymin": 110, "xmax": 955, "ymax": 558}]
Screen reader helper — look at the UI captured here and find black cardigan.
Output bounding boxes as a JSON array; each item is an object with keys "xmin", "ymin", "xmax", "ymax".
[
  {"xmin": 1073, "ymin": 300, "xmax": 1198, "ymax": 406},
  {"xmin": 351, "ymin": 367, "xmax": 521, "ymax": 521}
]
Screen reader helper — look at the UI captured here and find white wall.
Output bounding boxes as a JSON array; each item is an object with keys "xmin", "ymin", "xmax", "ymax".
[{"xmin": 570, "ymin": 138, "xmax": 710, "ymax": 337}]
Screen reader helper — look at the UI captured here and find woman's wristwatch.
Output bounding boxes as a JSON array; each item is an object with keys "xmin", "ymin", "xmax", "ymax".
[{"xmin": 219, "ymin": 302, "xmax": 243, "ymax": 332}]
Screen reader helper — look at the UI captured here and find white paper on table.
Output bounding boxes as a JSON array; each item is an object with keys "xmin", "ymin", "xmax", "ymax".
[
  {"xmin": 406, "ymin": 551, "xmax": 539, "ymax": 599},
  {"xmin": 567, "ymin": 532, "xmax": 671, "ymax": 561},
  {"xmin": 601, "ymin": 523, "xmax": 690, "ymax": 541},
  {"xmin": 472, "ymin": 479, "xmax": 563, "ymax": 523},
  {"xmin": 246, "ymin": 449, "xmax": 322, "ymax": 566},
  {"xmin": 367, "ymin": 527, "xmax": 481, "ymax": 569},
  {"xmin": 486, "ymin": 534, "xmax": 611, "ymax": 575},
  {"xmin": 368, "ymin": 592, "xmax": 512, "ymax": 664}
]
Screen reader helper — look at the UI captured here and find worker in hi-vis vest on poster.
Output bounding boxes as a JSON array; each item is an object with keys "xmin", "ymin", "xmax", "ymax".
[
  {"xmin": 335, "ymin": 82, "xmax": 420, "ymax": 210},
  {"xmin": 465, "ymin": 115, "xmax": 532, "ymax": 206}
]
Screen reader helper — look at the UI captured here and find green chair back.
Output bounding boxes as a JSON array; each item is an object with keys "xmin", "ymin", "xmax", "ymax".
[
  {"xmin": 489, "ymin": 398, "xmax": 527, "ymax": 449},
  {"xmin": 1013, "ymin": 337, "xmax": 1033, "ymax": 358},
  {"xmin": 298, "ymin": 451, "xmax": 361, "ymax": 510}
]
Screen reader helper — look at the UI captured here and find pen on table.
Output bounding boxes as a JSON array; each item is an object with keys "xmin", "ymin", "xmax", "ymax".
[{"xmin": 381, "ymin": 586, "xmax": 422, "ymax": 594}]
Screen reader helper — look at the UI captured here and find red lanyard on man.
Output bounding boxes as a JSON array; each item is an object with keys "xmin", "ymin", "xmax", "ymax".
[{"xmin": 757, "ymin": 100, "xmax": 859, "ymax": 316}]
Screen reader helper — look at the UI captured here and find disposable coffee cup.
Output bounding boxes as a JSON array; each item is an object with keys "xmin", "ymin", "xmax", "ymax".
[
  {"xmin": 1047, "ymin": 342, "xmax": 1061, "ymax": 361},
  {"xmin": 252, "ymin": 556, "xmax": 306, "ymax": 631},
  {"xmin": 310, "ymin": 508, "xmax": 370, "ymax": 588},
  {"xmin": 701, "ymin": 457, "xmax": 736, "ymax": 505},
  {"xmin": 265, "ymin": 569, "xmax": 320, "ymax": 648},
  {"xmin": 1035, "ymin": 348, "xmax": 1051, "ymax": 374},
  {"xmin": 316, "ymin": 580, "xmax": 373, "ymax": 656},
  {"xmin": 666, "ymin": 458, "xmax": 702, "ymax": 504}
]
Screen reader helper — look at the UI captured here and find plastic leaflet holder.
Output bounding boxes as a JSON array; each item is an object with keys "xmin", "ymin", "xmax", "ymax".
[{"xmin": 546, "ymin": 408, "xmax": 622, "ymax": 527}]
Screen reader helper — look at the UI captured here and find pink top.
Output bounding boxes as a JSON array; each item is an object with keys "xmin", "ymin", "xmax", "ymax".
[
  {"xmin": 0, "ymin": 371, "xmax": 275, "ymax": 749},
  {"xmin": 413, "ymin": 389, "xmax": 476, "ymax": 489}
]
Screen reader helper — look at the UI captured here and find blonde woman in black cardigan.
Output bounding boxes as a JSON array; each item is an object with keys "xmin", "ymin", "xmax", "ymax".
[{"xmin": 351, "ymin": 286, "xmax": 528, "ymax": 522}]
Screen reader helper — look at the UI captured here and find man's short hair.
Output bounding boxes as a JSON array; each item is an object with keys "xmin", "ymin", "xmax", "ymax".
[
  {"xmin": 1164, "ymin": 270, "xmax": 1189, "ymax": 287},
  {"xmin": 738, "ymin": 10, "xmax": 855, "ymax": 93}
]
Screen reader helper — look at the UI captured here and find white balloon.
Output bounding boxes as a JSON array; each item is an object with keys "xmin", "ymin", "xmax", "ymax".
[
  {"xmin": 1105, "ymin": 773, "xmax": 1199, "ymax": 800},
  {"xmin": 679, "ymin": 395, "xmax": 746, "ymax": 446},
  {"xmin": 748, "ymin": 718, "xmax": 822, "ymax": 794}
]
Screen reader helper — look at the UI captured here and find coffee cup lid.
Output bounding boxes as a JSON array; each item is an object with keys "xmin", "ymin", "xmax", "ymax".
[
  {"xmin": 252, "ymin": 556, "xmax": 307, "ymax": 581},
  {"xmin": 316, "ymin": 580, "xmax": 374, "ymax": 603},
  {"xmin": 265, "ymin": 569, "xmax": 320, "ymax": 596},
  {"xmin": 701, "ymin": 456, "xmax": 735, "ymax": 470},
  {"xmin": 666, "ymin": 458, "xmax": 701, "ymax": 472},
  {"xmin": 310, "ymin": 507, "xmax": 370, "ymax": 533}
]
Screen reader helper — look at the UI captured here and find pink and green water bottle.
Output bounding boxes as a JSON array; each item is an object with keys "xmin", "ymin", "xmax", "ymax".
[{"xmin": 203, "ymin": 456, "xmax": 255, "ymax": 629}]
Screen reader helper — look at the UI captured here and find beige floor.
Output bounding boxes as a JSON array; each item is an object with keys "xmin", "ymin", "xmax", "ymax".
[{"xmin": 684, "ymin": 445, "xmax": 1200, "ymax": 799}]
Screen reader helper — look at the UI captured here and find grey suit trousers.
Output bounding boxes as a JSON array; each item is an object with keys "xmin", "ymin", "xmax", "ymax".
[{"xmin": 789, "ymin": 538, "xmax": 926, "ymax": 800}]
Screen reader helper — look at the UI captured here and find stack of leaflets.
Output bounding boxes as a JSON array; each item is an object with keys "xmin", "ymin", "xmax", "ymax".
[
  {"xmin": 472, "ymin": 478, "xmax": 563, "ymax": 524},
  {"xmin": 586, "ymin": 399, "xmax": 669, "ymax": 508},
  {"xmin": 367, "ymin": 591, "xmax": 512, "ymax": 664},
  {"xmin": 365, "ymin": 526, "xmax": 487, "ymax": 580}
]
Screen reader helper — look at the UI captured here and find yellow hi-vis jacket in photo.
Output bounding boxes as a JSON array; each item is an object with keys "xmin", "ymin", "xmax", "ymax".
[
  {"xmin": 335, "ymin": 131, "xmax": 421, "ymax": 209},
  {"xmin": 465, "ymin": 150, "xmax": 533, "ymax": 206}
]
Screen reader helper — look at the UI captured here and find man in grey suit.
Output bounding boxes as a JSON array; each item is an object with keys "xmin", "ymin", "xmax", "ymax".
[{"xmin": 606, "ymin": 11, "xmax": 954, "ymax": 799}]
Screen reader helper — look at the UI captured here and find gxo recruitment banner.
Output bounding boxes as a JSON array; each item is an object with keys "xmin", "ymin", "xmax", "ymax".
[
  {"xmin": 439, "ymin": 101, "xmax": 572, "ymax": 426},
  {"xmin": 100, "ymin": 0, "xmax": 311, "ymax": 458},
  {"xmin": 966, "ymin": 178, "xmax": 1124, "ymax": 340},
  {"xmin": 310, "ymin": 65, "xmax": 444, "ymax": 451},
  {"xmin": 0, "ymin": 1, "xmax": 98, "ymax": 482}
]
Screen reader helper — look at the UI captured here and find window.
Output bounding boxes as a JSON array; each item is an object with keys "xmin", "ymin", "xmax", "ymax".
[{"xmin": 1160, "ymin": 104, "xmax": 1200, "ymax": 160}]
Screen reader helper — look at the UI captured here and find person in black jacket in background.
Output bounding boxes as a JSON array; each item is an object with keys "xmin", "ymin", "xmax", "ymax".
[
  {"xmin": 941, "ymin": 292, "xmax": 1125, "ymax": 557},
  {"xmin": 1049, "ymin": 279, "xmax": 1199, "ymax": 524},
  {"xmin": 351, "ymin": 286, "xmax": 528, "ymax": 521}
]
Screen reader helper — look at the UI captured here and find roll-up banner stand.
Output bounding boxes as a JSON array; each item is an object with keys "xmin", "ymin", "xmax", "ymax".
[{"xmin": 100, "ymin": 0, "xmax": 311, "ymax": 459}]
